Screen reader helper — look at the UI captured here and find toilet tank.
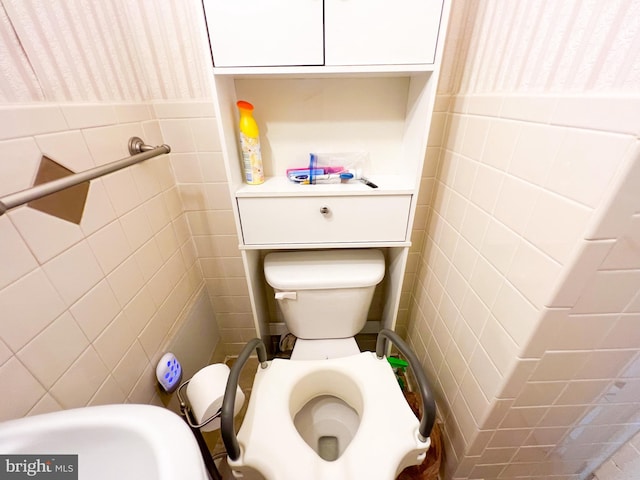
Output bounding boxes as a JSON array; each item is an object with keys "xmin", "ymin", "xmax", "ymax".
[{"xmin": 264, "ymin": 249, "xmax": 385, "ymax": 339}]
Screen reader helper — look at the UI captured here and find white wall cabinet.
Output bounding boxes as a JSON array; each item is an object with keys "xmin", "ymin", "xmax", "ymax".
[
  {"xmin": 204, "ymin": 0, "xmax": 445, "ymax": 67},
  {"xmin": 202, "ymin": 0, "xmax": 451, "ymax": 350}
]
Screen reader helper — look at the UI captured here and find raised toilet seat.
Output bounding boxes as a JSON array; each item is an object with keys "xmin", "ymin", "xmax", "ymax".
[{"xmin": 225, "ymin": 351, "xmax": 431, "ymax": 480}]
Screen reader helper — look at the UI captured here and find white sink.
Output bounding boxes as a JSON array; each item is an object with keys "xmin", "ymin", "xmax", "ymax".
[{"xmin": 0, "ymin": 404, "xmax": 208, "ymax": 480}]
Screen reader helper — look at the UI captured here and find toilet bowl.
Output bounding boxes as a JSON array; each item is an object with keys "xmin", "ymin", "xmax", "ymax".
[
  {"xmin": 227, "ymin": 352, "xmax": 430, "ymax": 480},
  {"xmin": 222, "ymin": 250, "xmax": 434, "ymax": 479}
]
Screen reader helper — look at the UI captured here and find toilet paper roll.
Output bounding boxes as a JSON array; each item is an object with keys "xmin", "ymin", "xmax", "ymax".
[{"xmin": 186, "ymin": 363, "xmax": 245, "ymax": 432}]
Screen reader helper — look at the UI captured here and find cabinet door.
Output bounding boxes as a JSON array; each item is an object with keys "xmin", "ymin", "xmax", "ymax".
[
  {"xmin": 203, "ymin": 0, "xmax": 323, "ymax": 67},
  {"xmin": 324, "ymin": 0, "xmax": 445, "ymax": 65}
]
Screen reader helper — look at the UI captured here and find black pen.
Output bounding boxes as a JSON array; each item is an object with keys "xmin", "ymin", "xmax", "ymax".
[{"xmin": 360, "ymin": 177, "xmax": 378, "ymax": 189}]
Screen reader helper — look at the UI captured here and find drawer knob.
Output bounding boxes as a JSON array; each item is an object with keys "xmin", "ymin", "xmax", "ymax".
[{"xmin": 319, "ymin": 206, "xmax": 330, "ymax": 215}]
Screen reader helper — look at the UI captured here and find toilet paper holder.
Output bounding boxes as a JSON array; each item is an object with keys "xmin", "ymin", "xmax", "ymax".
[
  {"xmin": 176, "ymin": 380, "xmax": 221, "ymax": 430},
  {"xmin": 175, "ymin": 378, "xmax": 224, "ymax": 480}
]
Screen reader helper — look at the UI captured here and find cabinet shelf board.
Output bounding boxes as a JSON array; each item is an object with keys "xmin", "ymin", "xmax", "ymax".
[
  {"xmin": 238, "ymin": 241, "xmax": 413, "ymax": 251},
  {"xmin": 213, "ymin": 64, "xmax": 435, "ymax": 78},
  {"xmin": 234, "ymin": 175, "xmax": 416, "ymax": 197}
]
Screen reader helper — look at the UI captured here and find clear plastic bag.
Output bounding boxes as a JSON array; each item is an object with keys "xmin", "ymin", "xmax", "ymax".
[{"xmin": 287, "ymin": 152, "xmax": 369, "ymax": 184}]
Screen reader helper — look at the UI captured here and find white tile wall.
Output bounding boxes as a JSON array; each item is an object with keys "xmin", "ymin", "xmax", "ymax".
[
  {"xmin": 0, "ymin": 102, "xmax": 221, "ymax": 422},
  {"xmin": 408, "ymin": 92, "xmax": 640, "ymax": 480},
  {"xmin": 153, "ymin": 100, "xmax": 255, "ymax": 355}
]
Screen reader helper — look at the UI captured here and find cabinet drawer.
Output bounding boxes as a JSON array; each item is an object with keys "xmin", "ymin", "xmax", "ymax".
[{"xmin": 237, "ymin": 195, "xmax": 411, "ymax": 245}]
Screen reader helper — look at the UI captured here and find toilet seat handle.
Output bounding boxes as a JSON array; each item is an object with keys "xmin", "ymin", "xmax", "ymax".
[
  {"xmin": 376, "ymin": 329, "xmax": 436, "ymax": 442},
  {"xmin": 221, "ymin": 338, "xmax": 268, "ymax": 462}
]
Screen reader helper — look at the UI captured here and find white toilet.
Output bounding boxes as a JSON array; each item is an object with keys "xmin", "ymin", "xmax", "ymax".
[{"xmin": 225, "ymin": 249, "xmax": 432, "ymax": 480}]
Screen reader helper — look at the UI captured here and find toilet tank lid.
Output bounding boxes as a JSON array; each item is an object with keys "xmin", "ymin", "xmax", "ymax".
[{"xmin": 264, "ymin": 249, "xmax": 385, "ymax": 290}]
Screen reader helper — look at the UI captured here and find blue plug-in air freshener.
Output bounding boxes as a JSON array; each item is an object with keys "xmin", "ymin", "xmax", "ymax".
[{"xmin": 156, "ymin": 352, "xmax": 182, "ymax": 393}]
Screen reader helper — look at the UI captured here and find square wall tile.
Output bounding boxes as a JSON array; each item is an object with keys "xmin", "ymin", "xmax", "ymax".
[
  {"xmin": 585, "ymin": 141, "xmax": 640, "ymax": 240},
  {"xmin": 513, "ymin": 381, "xmax": 566, "ymax": 407},
  {"xmin": 552, "ymin": 95, "xmax": 640, "ymax": 136},
  {"xmin": 524, "ymin": 190, "xmax": 593, "ymax": 265},
  {"xmin": 81, "ymin": 124, "xmax": 140, "ymax": 167},
  {"xmin": 0, "ymin": 216, "xmax": 37, "ymax": 290},
  {"xmin": 79, "ymin": 179, "xmax": 118, "ymax": 236},
  {"xmin": 0, "ymin": 138, "xmax": 41, "ymax": 198},
  {"xmin": 600, "ymin": 215, "xmax": 640, "ymax": 270},
  {"xmin": 190, "ymin": 118, "xmax": 221, "ymax": 152},
  {"xmin": 547, "ymin": 240, "xmax": 615, "ymax": 308},
  {"xmin": 555, "ymin": 380, "xmax": 611, "ymax": 406},
  {"xmin": 42, "ymin": 241, "xmax": 104, "ymax": 306},
  {"xmin": 493, "ymin": 176, "xmax": 541, "ymax": 236},
  {"xmin": 93, "ymin": 312, "xmax": 136, "ymax": 370},
  {"xmin": 459, "ymin": 115, "xmax": 490, "ymax": 162},
  {"xmin": 123, "ymin": 286, "xmax": 157, "ymax": 336},
  {"xmin": 9, "ymin": 206, "xmax": 84, "ymax": 264},
  {"xmin": 34, "ymin": 130, "xmax": 96, "ymax": 173},
  {"xmin": 529, "ymin": 351, "xmax": 589, "ymax": 382},
  {"xmin": 480, "ymin": 316, "xmax": 519, "ymax": 376},
  {"xmin": 17, "ymin": 312, "xmax": 88, "ymax": 389},
  {"xmin": 49, "ymin": 346, "xmax": 109, "ymax": 409},
  {"xmin": 171, "ymin": 153, "xmax": 203, "ymax": 183},
  {"xmin": 507, "ymin": 240, "xmax": 562, "ymax": 308},
  {"xmin": 199, "ymin": 152, "xmax": 228, "ymax": 182},
  {"xmin": 0, "ymin": 357, "xmax": 46, "ymax": 421},
  {"xmin": 599, "ymin": 314, "xmax": 640, "ymax": 349},
  {"xmin": 469, "ymin": 346, "xmax": 503, "ymax": 401},
  {"xmin": 60, "ymin": 104, "xmax": 117, "ymax": 129},
  {"xmin": 0, "ymin": 269, "xmax": 66, "ymax": 351},
  {"xmin": 152, "ymin": 101, "xmax": 216, "ymax": 119},
  {"xmin": 159, "ymin": 119, "xmax": 196, "ymax": 153},
  {"xmin": 525, "ymin": 312, "xmax": 615, "ymax": 358},
  {"xmin": 546, "ymin": 129, "xmax": 633, "ymax": 208},
  {"xmin": 135, "ymin": 238, "xmax": 165, "ymax": 282},
  {"xmin": 101, "ymin": 168, "xmax": 143, "ymax": 217},
  {"xmin": 112, "ymin": 340, "xmax": 149, "ymax": 396},
  {"xmin": 0, "ymin": 339, "xmax": 12, "ymax": 366},
  {"xmin": 492, "ymin": 281, "xmax": 540, "ymax": 347},
  {"xmin": 70, "ymin": 280, "xmax": 121, "ymax": 341},
  {"xmin": 0, "ymin": 105, "xmax": 67, "ymax": 141},
  {"xmin": 119, "ymin": 206, "xmax": 154, "ymax": 252},
  {"xmin": 107, "ymin": 255, "xmax": 146, "ymax": 307},
  {"xmin": 88, "ymin": 375, "xmax": 126, "ymax": 406},
  {"xmin": 114, "ymin": 103, "xmax": 152, "ymax": 123},
  {"xmin": 571, "ymin": 270, "xmax": 640, "ymax": 314},
  {"xmin": 575, "ymin": 349, "xmax": 638, "ymax": 381},
  {"xmin": 508, "ymin": 123, "xmax": 565, "ymax": 187},
  {"xmin": 470, "ymin": 164, "xmax": 504, "ymax": 216},
  {"xmin": 130, "ymin": 162, "xmax": 164, "ymax": 202},
  {"xmin": 501, "ymin": 95, "xmax": 558, "ymax": 124},
  {"xmin": 87, "ymin": 220, "xmax": 132, "ymax": 274},
  {"xmin": 482, "ymin": 119, "xmax": 521, "ymax": 171}
]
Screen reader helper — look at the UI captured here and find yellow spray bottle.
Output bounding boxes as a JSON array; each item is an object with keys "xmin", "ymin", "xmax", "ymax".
[{"xmin": 236, "ymin": 100, "xmax": 264, "ymax": 185}]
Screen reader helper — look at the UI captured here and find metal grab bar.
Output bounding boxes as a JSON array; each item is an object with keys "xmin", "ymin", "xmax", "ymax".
[
  {"xmin": 222, "ymin": 338, "xmax": 269, "ymax": 462},
  {"xmin": 0, "ymin": 136, "xmax": 171, "ymax": 216},
  {"xmin": 376, "ymin": 328, "xmax": 437, "ymax": 442}
]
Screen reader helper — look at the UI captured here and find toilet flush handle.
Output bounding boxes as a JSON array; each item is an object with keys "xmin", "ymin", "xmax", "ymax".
[{"xmin": 275, "ymin": 291, "xmax": 297, "ymax": 300}]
